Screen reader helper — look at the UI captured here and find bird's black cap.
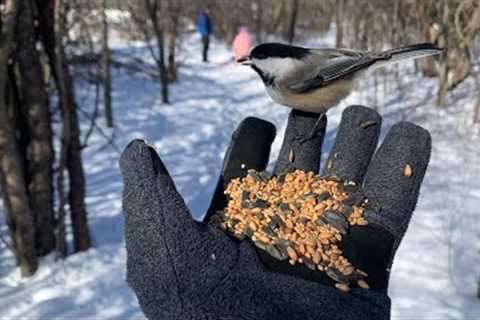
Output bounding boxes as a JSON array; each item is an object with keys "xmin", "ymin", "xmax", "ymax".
[{"xmin": 250, "ymin": 43, "xmax": 310, "ymax": 60}]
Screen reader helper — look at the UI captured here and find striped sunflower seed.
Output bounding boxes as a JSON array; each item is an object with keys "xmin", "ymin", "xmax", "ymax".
[
  {"xmin": 266, "ymin": 244, "xmax": 288, "ymax": 261},
  {"xmin": 340, "ymin": 205, "xmax": 354, "ymax": 218},
  {"xmin": 278, "ymin": 202, "xmax": 292, "ymax": 215},
  {"xmin": 327, "ymin": 268, "xmax": 349, "ymax": 284},
  {"xmin": 342, "ymin": 192, "xmax": 365, "ymax": 206},
  {"xmin": 302, "ymin": 256, "xmax": 316, "ymax": 270},
  {"xmin": 316, "ymin": 191, "xmax": 331, "ymax": 202},
  {"xmin": 360, "ymin": 120, "xmax": 377, "ymax": 129}
]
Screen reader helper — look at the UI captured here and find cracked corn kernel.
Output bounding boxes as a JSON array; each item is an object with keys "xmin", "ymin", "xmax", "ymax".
[{"xmin": 404, "ymin": 164, "xmax": 413, "ymax": 177}]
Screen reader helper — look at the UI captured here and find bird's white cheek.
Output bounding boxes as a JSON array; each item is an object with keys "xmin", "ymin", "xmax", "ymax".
[{"xmin": 257, "ymin": 58, "xmax": 299, "ymax": 79}]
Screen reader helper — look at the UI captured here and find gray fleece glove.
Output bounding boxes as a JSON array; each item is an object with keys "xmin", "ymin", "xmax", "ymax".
[{"xmin": 120, "ymin": 105, "xmax": 431, "ymax": 320}]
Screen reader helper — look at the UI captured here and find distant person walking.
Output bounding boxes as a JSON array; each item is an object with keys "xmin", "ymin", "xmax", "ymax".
[
  {"xmin": 233, "ymin": 26, "xmax": 253, "ymax": 62},
  {"xmin": 196, "ymin": 8, "xmax": 213, "ymax": 62}
]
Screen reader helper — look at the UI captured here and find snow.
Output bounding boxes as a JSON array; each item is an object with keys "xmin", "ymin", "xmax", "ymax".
[{"xmin": 1, "ymin": 32, "xmax": 480, "ymax": 319}]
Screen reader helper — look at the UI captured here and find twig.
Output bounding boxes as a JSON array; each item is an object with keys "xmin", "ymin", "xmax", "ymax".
[
  {"xmin": 82, "ymin": 80, "xmax": 101, "ymax": 147},
  {"xmin": 78, "ymin": 105, "xmax": 121, "ymax": 154},
  {"xmin": 0, "ymin": 231, "xmax": 14, "ymax": 253}
]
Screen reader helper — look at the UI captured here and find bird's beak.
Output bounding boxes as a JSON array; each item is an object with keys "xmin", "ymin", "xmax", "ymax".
[{"xmin": 237, "ymin": 55, "xmax": 252, "ymax": 66}]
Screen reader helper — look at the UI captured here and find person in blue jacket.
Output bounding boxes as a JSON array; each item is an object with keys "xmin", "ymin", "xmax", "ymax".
[{"xmin": 196, "ymin": 8, "xmax": 213, "ymax": 62}]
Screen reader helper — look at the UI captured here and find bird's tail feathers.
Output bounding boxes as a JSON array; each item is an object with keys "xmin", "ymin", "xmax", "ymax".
[{"xmin": 371, "ymin": 43, "xmax": 442, "ymax": 70}]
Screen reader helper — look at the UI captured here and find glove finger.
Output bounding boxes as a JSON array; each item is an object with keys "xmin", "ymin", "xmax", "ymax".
[
  {"xmin": 363, "ymin": 122, "xmax": 431, "ymax": 250},
  {"xmin": 119, "ymin": 139, "xmax": 159, "ymax": 184},
  {"xmin": 120, "ymin": 139, "xmax": 197, "ymax": 241},
  {"xmin": 273, "ymin": 110, "xmax": 326, "ymax": 175},
  {"xmin": 205, "ymin": 117, "xmax": 276, "ymax": 222},
  {"xmin": 322, "ymin": 105, "xmax": 381, "ymax": 184},
  {"xmin": 339, "ymin": 225, "xmax": 394, "ymax": 293},
  {"xmin": 120, "ymin": 140, "xmax": 240, "ymax": 307}
]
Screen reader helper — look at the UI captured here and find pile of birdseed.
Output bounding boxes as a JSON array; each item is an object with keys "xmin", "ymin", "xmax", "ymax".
[{"xmin": 212, "ymin": 169, "xmax": 378, "ymax": 292}]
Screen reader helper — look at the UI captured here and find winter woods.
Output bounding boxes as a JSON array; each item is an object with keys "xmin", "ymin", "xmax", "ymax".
[{"xmin": 0, "ymin": 0, "xmax": 478, "ymax": 283}]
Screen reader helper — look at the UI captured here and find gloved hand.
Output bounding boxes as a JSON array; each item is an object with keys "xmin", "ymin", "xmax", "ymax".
[{"xmin": 120, "ymin": 105, "xmax": 431, "ymax": 320}]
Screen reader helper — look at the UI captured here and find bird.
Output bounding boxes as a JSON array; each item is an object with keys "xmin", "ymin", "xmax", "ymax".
[{"xmin": 238, "ymin": 42, "xmax": 442, "ymax": 114}]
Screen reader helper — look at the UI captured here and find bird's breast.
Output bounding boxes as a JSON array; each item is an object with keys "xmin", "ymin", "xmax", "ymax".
[{"xmin": 266, "ymin": 79, "xmax": 355, "ymax": 113}]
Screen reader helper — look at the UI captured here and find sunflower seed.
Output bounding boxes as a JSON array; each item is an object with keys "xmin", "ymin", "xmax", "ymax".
[
  {"xmin": 363, "ymin": 201, "xmax": 382, "ymax": 213},
  {"xmin": 343, "ymin": 192, "xmax": 365, "ymax": 206},
  {"xmin": 302, "ymin": 256, "xmax": 316, "ymax": 270},
  {"xmin": 347, "ymin": 272, "xmax": 363, "ymax": 282},
  {"xmin": 250, "ymin": 199, "xmax": 269, "ymax": 208},
  {"xmin": 266, "ymin": 244, "xmax": 288, "ymax": 260},
  {"xmin": 298, "ymin": 217, "xmax": 309, "ymax": 224},
  {"xmin": 340, "ymin": 205, "xmax": 354, "ymax": 218},
  {"xmin": 233, "ymin": 232, "xmax": 245, "ymax": 240},
  {"xmin": 254, "ymin": 212, "xmax": 264, "ymax": 219},
  {"xmin": 356, "ymin": 269, "xmax": 368, "ymax": 277},
  {"xmin": 324, "ymin": 210, "xmax": 347, "ymax": 224},
  {"xmin": 339, "ymin": 183, "xmax": 359, "ymax": 193},
  {"xmin": 254, "ymin": 240, "xmax": 268, "ymax": 251},
  {"xmin": 330, "ymin": 221, "xmax": 348, "ymax": 235},
  {"xmin": 327, "ymin": 268, "xmax": 349, "ymax": 284},
  {"xmin": 277, "ymin": 173, "xmax": 286, "ymax": 184},
  {"xmin": 316, "ymin": 191, "xmax": 331, "ymax": 202},
  {"xmin": 230, "ymin": 219, "xmax": 240, "ymax": 228},
  {"xmin": 267, "ymin": 219, "xmax": 279, "ymax": 231},
  {"xmin": 288, "ymin": 149, "xmax": 295, "ymax": 163},
  {"xmin": 278, "ymin": 202, "xmax": 292, "ymax": 215},
  {"xmin": 261, "ymin": 225, "xmax": 274, "ymax": 236},
  {"xmin": 248, "ymin": 169, "xmax": 266, "ymax": 182},
  {"xmin": 315, "ymin": 216, "xmax": 327, "ymax": 226},
  {"xmin": 301, "ymin": 192, "xmax": 317, "ymax": 200},
  {"xmin": 244, "ymin": 227, "xmax": 254, "ymax": 237},
  {"xmin": 324, "ymin": 211, "xmax": 349, "ymax": 234},
  {"xmin": 323, "ymin": 174, "xmax": 343, "ymax": 182},
  {"xmin": 275, "ymin": 238, "xmax": 293, "ymax": 248},
  {"xmin": 327, "ymin": 159, "xmax": 334, "ymax": 169},
  {"xmin": 270, "ymin": 215, "xmax": 286, "ymax": 228},
  {"xmin": 360, "ymin": 120, "xmax": 377, "ymax": 129}
]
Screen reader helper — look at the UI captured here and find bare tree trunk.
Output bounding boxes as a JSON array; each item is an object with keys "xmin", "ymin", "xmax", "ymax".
[
  {"xmin": 254, "ymin": 0, "xmax": 263, "ymax": 43},
  {"xmin": 16, "ymin": 0, "xmax": 55, "ymax": 256},
  {"xmin": 335, "ymin": 0, "xmax": 344, "ymax": 48},
  {"xmin": 0, "ymin": 0, "xmax": 37, "ymax": 276},
  {"xmin": 53, "ymin": 0, "xmax": 91, "ymax": 253},
  {"xmin": 473, "ymin": 72, "xmax": 480, "ymax": 124},
  {"xmin": 0, "ymin": 164, "xmax": 18, "ymax": 262},
  {"xmin": 101, "ymin": 0, "xmax": 114, "ymax": 128},
  {"xmin": 436, "ymin": 0, "xmax": 451, "ymax": 107},
  {"xmin": 287, "ymin": 0, "xmax": 300, "ymax": 44},
  {"xmin": 146, "ymin": 0, "xmax": 169, "ymax": 103},
  {"xmin": 167, "ymin": 0, "xmax": 179, "ymax": 83},
  {"xmin": 415, "ymin": 0, "xmax": 438, "ymax": 77},
  {"xmin": 477, "ymin": 276, "xmax": 480, "ymax": 299},
  {"xmin": 34, "ymin": 0, "xmax": 67, "ymax": 256}
]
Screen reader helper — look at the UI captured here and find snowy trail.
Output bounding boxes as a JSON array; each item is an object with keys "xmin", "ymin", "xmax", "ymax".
[{"xmin": 1, "ymin": 36, "xmax": 480, "ymax": 319}]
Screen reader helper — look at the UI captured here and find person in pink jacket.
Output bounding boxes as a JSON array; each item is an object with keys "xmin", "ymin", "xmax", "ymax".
[{"xmin": 233, "ymin": 26, "xmax": 253, "ymax": 62}]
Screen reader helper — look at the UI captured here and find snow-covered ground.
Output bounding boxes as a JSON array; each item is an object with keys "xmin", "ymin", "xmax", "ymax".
[{"xmin": 1, "ymin": 33, "xmax": 480, "ymax": 319}]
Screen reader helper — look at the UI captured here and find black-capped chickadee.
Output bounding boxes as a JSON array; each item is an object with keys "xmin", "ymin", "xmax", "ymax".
[{"xmin": 238, "ymin": 43, "xmax": 442, "ymax": 114}]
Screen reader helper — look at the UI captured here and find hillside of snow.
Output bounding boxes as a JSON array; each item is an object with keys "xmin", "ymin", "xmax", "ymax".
[{"xmin": 1, "ymin": 33, "xmax": 479, "ymax": 319}]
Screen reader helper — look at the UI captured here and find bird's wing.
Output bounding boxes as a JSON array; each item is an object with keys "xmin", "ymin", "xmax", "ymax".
[{"xmin": 288, "ymin": 49, "xmax": 383, "ymax": 94}]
